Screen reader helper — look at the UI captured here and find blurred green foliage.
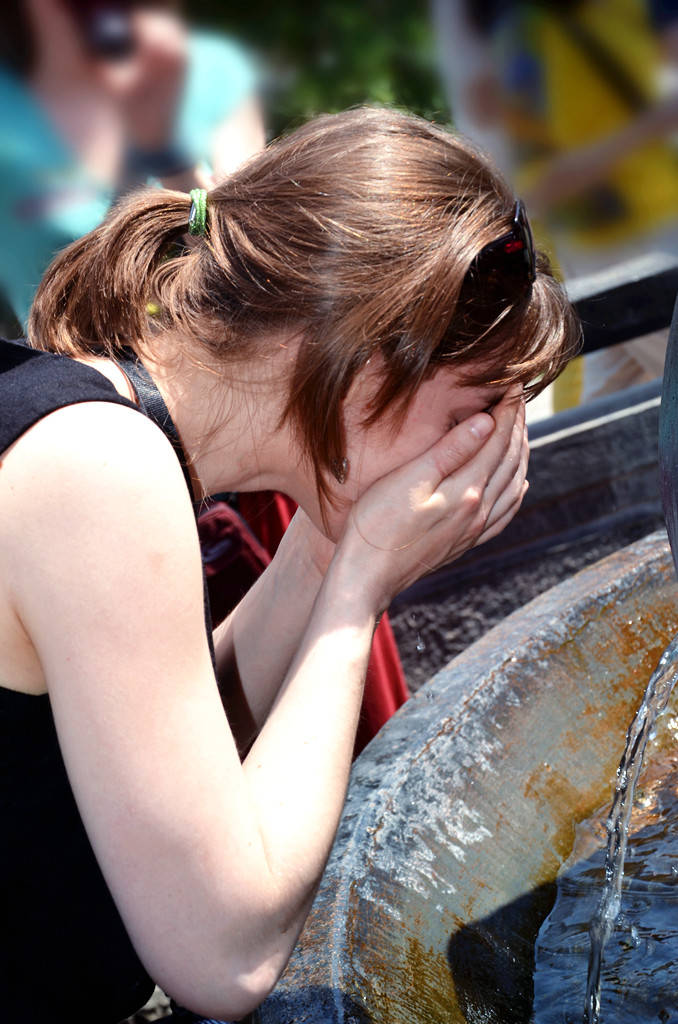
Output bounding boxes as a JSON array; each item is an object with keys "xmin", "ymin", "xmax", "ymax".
[{"xmin": 189, "ymin": 0, "xmax": 450, "ymax": 138}]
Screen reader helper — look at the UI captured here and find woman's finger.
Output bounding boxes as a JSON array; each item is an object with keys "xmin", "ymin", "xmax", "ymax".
[
  {"xmin": 474, "ymin": 479, "xmax": 529, "ymax": 547},
  {"xmin": 480, "ymin": 403, "xmax": 529, "ymax": 519},
  {"xmin": 473, "ymin": 397, "xmax": 530, "ymax": 543},
  {"xmin": 419, "ymin": 410, "xmax": 496, "ymax": 493},
  {"xmin": 435, "ymin": 389, "xmax": 525, "ymax": 510}
]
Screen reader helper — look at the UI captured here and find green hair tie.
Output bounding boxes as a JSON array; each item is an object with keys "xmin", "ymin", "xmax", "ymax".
[{"xmin": 188, "ymin": 187, "xmax": 208, "ymax": 236}]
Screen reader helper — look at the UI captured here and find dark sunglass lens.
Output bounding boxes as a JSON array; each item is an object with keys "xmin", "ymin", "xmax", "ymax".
[
  {"xmin": 456, "ymin": 199, "xmax": 537, "ymax": 328},
  {"xmin": 514, "ymin": 201, "xmax": 536, "ymax": 281}
]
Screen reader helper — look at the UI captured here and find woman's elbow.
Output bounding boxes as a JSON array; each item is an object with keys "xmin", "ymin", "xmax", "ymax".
[{"xmin": 162, "ymin": 942, "xmax": 290, "ymax": 1021}]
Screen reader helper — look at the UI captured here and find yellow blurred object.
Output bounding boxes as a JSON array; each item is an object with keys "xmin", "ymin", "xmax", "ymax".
[
  {"xmin": 513, "ymin": 0, "xmax": 678, "ymax": 252},
  {"xmin": 553, "ymin": 353, "xmax": 584, "ymax": 412}
]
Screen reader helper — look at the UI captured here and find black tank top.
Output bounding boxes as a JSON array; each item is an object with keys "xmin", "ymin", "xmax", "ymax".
[{"xmin": 0, "ymin": 339, "xmax": 157, "ymax": 1022}]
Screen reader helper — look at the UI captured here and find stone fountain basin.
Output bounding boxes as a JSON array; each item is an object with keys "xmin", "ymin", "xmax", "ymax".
[{"xmin": 259, "ymin": 530, "xmax": 678, "ymax": 1024}]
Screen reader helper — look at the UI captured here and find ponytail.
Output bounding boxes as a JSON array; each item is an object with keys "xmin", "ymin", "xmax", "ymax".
[{"xmin": 28, "ymin": 188, "xmax": 193, "ymax": 359}]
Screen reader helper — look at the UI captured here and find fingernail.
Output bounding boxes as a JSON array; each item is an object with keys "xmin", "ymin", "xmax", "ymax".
[{"xmin": 467, "ymin": 414, "xmax": 493, "ymax": 440}]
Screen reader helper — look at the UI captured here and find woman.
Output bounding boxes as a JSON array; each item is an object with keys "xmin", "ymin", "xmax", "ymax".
[{"xmin": 0, "ymin": 107, "xmax": 576, "ymax": 1022}]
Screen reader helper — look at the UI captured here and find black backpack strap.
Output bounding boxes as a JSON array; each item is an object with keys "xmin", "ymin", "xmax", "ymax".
[
  {"xmin": 115, "ymin": 351, "xmax": 218, "ymax": 669},
  {"xmin": 115, "ymin": 352, "xmax": 195, "ymax": 498}
]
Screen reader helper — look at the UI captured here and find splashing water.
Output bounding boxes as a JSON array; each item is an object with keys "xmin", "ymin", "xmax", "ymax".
[
  {"xmin": 572, "ymin": 290, "xmax": 678, "ymax": 1019},
  {"xmin": 532, "ymin": 712, "xmax": 678, "ymax": 1024},
  {"xmin": 583, "ymin": 634, "xmax": 678, "ymax": 1023},
  {"xmin": 561, "ymin": 293, "xmax": 678, "ymax": 1022}
]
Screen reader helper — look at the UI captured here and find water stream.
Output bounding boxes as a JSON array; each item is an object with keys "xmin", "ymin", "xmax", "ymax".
[
  {"xmin": 531, "ymin": 710, "xmax": 678, "ymax": 1024},
  {"xmin": 568, "ymin": 283, "xmax": 678, "ymax": 1022},
  {"xmin": 582, "ymin": 634, "xmax": 678, "ymax": 1023}
]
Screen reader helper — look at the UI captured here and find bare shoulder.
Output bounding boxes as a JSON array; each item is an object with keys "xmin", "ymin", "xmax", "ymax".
[
  {"xmin": 0, "ymin": 400, "xmax": 197, "ymax": 551},
  {"xmin": 0, "ymin": 399, "xmax": 185, "ymax": 499},
  {"xmin": 0, "ymin": 400, "xmax": 204, "ymax": 684}
]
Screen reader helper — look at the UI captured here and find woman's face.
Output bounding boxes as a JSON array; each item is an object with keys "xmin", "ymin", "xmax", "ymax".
[{"xmin": 319, "ymin": 366, "xmax": 508, "ymax": 542}]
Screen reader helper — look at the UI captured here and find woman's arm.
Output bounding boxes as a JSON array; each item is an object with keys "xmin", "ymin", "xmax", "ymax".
[
  {"xmin": 211, "ymin": 510, "xmax": 334, "ymax": 754},
  {"xmin": 3, "ymin": 393, "xmax": 526, "ymax": 1019},
  {"xmin": 525, "ymin": 93, "xmax": 678, "ymax": 215}
]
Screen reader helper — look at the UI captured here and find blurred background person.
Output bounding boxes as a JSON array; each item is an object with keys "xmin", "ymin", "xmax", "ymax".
[
  {"xmin": 0, "ymin": 0, "xmax": 265, "ymax": 332},
  {"xmin": 432, "ymin": 0, "xmax": 678, "ymax": 404}
]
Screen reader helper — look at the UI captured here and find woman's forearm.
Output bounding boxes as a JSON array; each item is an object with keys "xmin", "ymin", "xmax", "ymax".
[
  {"xmin": 238, "ymin": 556, "xmax": 377, "ymax": 936},
  {"xmin": 212, "ymin": 512, "xmax": 332, "ymax": 751}
]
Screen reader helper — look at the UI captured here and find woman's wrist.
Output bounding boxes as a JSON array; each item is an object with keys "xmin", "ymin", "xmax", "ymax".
[
  {"xmin": 318, "ymin": 542, "xmax": 386, "ymax": 630},
  {"xmin": 274, "ymin": 510, "xmax": 335, "ymax": 584}
]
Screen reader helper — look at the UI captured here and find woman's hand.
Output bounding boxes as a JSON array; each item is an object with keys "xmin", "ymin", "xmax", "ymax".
[{"xmin": 336, "ymin": 388, "xmax": 528, "ymax": 611}]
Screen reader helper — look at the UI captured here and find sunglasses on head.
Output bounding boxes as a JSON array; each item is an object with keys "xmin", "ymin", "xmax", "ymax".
[{"xmin": 457, "ymin": 200, "xmax": 537, "ymax": 326}]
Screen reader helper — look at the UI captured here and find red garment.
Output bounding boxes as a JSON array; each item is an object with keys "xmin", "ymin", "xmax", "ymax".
[
  {"xmin": 198, "ymin": 493, "xmax": 409, "ymax": 757},
  {"xmin": 198, "ymin": 501, "xmax": 270, "ymax": 627}
]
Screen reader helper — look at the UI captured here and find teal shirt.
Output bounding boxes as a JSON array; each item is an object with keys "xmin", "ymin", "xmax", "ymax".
[
  {"xmin": 0, "ymin": 32, "xmax": 258, "ymax": 326},
  {"xmin": 179, "ymin": 32, "xmax": 258, "ymax": 169}
]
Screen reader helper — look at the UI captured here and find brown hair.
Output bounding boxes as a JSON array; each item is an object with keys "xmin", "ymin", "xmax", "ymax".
[{"xmin": 29, "ymin": 106, "xmax": 579, "ymax": 500}]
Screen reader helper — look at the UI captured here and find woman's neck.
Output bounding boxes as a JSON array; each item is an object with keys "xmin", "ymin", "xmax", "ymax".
[
  {"xmin": 139, "ymin": 335, "xmax": 303, "ymax": 503},
  {"xmin": 77, "ymin": 334, "xmax": 311, "ymax": 504}
]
